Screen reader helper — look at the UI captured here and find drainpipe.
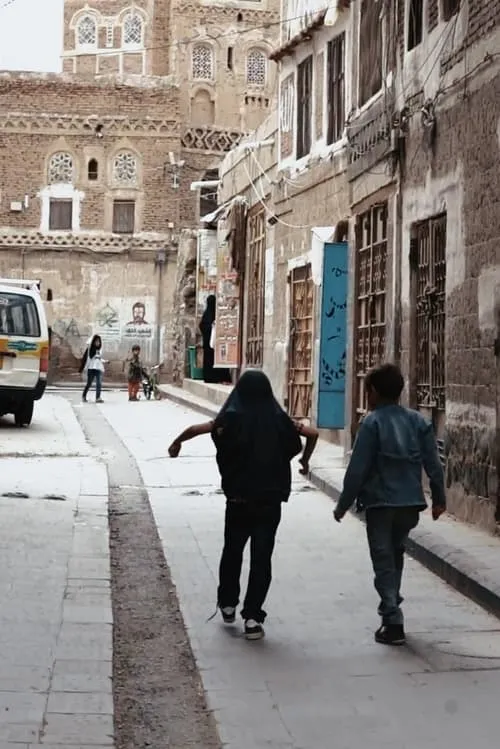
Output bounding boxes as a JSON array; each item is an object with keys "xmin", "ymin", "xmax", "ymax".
[{"xmin": 155, "ymin": 249, "xmax": 167, "ymax": 365}]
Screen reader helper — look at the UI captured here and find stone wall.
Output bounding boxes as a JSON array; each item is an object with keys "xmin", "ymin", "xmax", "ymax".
[
  {"xmin": 0, "ymin": 247, "xmax": 176, "ymax": 382},
  {"xmin": 399, "ymin": 29, "xmax": 500, "ymax": 529}
]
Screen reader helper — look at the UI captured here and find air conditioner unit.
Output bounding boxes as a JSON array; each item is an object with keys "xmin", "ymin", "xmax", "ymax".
[{"xmin": 10, "ymin": 201, "xmax": 23, "ymax": 213}]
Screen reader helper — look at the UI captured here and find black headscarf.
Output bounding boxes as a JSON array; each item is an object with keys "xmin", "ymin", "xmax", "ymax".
[
  {"xmin": 200, "ymin": 295, "xmax": 216, "ymax": 340},
  {"xmin": 212, "ymin": 370, "xmax": 302, "ymax": 501}
]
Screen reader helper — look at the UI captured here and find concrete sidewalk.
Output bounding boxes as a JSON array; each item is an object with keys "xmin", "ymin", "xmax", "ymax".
[
  {"xmin": 99, "ymin": 393, "xmax": 500, "ymax": 749},
  {"xmin": 0, "ymin": 396, "xmax": 114, "ymax": 748},
  {"xmin": 160, "ymin": 382, "xmax": 500, "ymax": 621}
]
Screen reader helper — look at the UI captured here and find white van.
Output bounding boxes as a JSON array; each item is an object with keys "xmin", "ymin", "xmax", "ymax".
[{"xmin": 0, "ymin": 279, "xmax": 49, "ymax": 426}]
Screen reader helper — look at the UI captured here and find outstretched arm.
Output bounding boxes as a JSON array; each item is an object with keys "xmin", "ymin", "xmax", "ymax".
[{"xmin": 168, "ymin": 421, "xmax": 214, "ymax": 457}]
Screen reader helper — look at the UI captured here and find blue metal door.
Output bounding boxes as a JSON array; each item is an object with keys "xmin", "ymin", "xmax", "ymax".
[{"xmin": 317, "ymin": 242, "xmax": 348, "ymax": 429}]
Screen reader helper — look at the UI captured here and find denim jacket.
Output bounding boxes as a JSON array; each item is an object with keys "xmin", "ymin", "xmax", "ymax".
[{"xmin": 336, "ymin": 404, "xmax": 446, "ymax": 516}]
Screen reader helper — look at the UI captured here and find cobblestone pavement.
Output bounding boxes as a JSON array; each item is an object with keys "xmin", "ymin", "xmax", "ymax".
[
  {"xmin": 98, "ymin": 393, "xmax": 500, "ymax": 749},
  {"xmin": 0, "ymin": 395, "xmax": 113, "ymax": 749}
]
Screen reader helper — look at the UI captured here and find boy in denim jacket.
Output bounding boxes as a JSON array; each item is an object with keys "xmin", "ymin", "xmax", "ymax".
[{"xmin": 334, "ymin": 364, "xmax": 446, "ymax": 646}]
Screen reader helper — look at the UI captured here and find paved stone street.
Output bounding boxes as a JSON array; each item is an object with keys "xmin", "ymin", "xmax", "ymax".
[
  {"xmin": 1, "ymin": 391, "xmax": 500, "ymax": 749},
  {"xmin": 99, "ymin": 393, "xmax": 499, "ymax": 749}
]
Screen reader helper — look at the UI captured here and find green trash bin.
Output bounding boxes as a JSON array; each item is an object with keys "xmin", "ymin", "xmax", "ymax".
[{"xmin": 188, "ymin": 346, "xmax": 203, "ymax": 380}]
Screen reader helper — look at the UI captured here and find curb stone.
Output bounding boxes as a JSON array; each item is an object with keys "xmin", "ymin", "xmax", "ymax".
[{"xmin": 161, "ymin": 384, "xmax": 500, "ymax": 621}]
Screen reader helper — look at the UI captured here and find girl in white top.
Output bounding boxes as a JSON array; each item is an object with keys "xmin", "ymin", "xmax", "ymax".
[{"xmin": 80, "ymin": 335, "xmax": 105, "ymax": 403}]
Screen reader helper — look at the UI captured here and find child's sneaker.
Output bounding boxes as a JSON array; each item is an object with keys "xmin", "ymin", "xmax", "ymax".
[
  {"xmin": 375, "ymin": 624, "xmax": 405, "ymax": 646},
  {"xmin": 220, "ymin": 606, "xmax": 236, "ymax": 624},
  {"xmin": 245, "ymin": 619, "xmax": 265, "ymax": 640}
]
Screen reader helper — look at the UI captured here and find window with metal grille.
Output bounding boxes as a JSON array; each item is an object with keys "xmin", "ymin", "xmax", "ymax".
[
  {"xmin": 411, "ymin": 214, "xmax": 446, "ymax": 417},
  {"xmin": 123, "ymin": 13, "xmax": 143, "ymax": 47},
  {"xmin": 296, "ymin": 55, "xmax": 313, "ymax": 159},
  {"xmin": 408, "ymin": 0, "xmax": 424, "ymax": 50},
  {"xmin": 359, "ymin": 0, "xmax": 382, "ymax": 105},
  {"xmin": 442, "ymin": 0, "xmax": 460, "ymax": 21},
  {"xmin": 77, "ymin": 15, "xmax": 97, "ymax": 47},
  {"xmin": 327, "ymin": 33, "xmax": 345, "ymax": 145},
  {"xmin": 192, "ymin": 44, "xmax": 214, "ymax": 80},
  {"xmin": 49, "ymin": 199, "xmax": 73, "ymax": 231},
  {"xmin": 288, "ymin": 264, "xmax": 314, "ymax": 419},
  {"xmin": 245, "ymin": 208, "xmax": 266, "ymax": 367},
  {"xmin": 354, "ymin": 204, "xmax": 388, "ymax": 419},
  {"xmin": 246, "ymin": 49, "xmax": 266, "ymax": 86},
  {"xmin": 113, "ymin": 201, "xmax": 135, "ymax": 234}
]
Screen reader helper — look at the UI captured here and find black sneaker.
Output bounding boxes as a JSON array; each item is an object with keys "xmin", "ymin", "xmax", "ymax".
[
  {"xmin": 220, "ymin": 606, "xmax": 236, "ymax": 624},
  {"xmin": 245, "ymin": 619, "xmax": 265, "ymax": 641},
  {"xmin": 375, "ymin": 624, "xmax": 406, "ymax": 646}
]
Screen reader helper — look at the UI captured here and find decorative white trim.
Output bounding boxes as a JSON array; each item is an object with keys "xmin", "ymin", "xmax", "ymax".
[{"xmin": 38, "ymin": 184, "xmax": 84, "ymax": 233}]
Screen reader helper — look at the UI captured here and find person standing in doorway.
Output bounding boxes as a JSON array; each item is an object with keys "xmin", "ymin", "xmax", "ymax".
[
  {"xmin": 199, "ymin": 294, "xmax": 231, "ymax": 384},
  {"xmin": 168, "ymin": 369, "xmax": 319, "ymax": 640},
  {"xmin": 80, "ymin": 334, "xmax": 105, "ymax": 403},
  {"xmin": 333, "ymin": 363, "xmax": 446, "ymax": 646}
]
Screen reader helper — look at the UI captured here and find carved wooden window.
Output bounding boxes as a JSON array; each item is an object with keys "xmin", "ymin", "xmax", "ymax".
[
  {"xmin": 48, "ymin": 152, "xmax": 74, "ymax": 184},
  {"xmin": 113, "ymin": 200, "xmax": 135, "ymax": 234},
  {"xmin": 246, "ymin": 49, "xmax": 266, "ymax": 86},
  {"xmin": 77, "ymin": 15, "xmax": 97, "ymax": 48},
  {"xmin": 112, "ymin": 152, "xmax": 138, "ymax": 185},
  {"xmin": 288, "ymin": 264, "xmax": 314, "ymax": 419},
  {"xmin": 359, "ymin": 0, "xmax": 382, "ymax": 105},
  {"xmin": 354, "ymin": 204, "xmax": 387, "ymax": 418},
  {"xmin": 411, "ymin": 214, "xmax": 446, "ymax": 416},
  {"xmin": 408, "ymin": 0, "xmax": 424, "ymax": 50},
  {"xmin": 442, "ymin": 0, "xmax": 460, "ymax": 21},
  {"xmin": 296, "ymin": 55, "xmax": 313, "ymax": 159},
  {"xmin": 245, "ymin": 208, "xmax": 266, "ymax": 367},
  {"xmin": 192, "ymin": 44, "xmax": 214, "ymax": 81},
  {"xmin": 49, "ymin": 199, "xmax": 73, "ymax": 231},
  {"xmin": 123, "ymin": 13, "xmax": 143, "ymax": 47},
  {"xmin": 327, "ymin": 33, "xmax": 345, "ymax": 145}
]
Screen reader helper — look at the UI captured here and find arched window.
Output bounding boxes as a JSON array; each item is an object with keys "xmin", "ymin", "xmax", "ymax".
[
  {"xmin": 123, "ymin": 12, "xmax": 143, "ymax": 47},
  {"xmin": 246, "ymin": 49, "xmax": 266, "ymax": 86},
  {"xmin": 113, "ymin": 151, "xmax": 138, "ymax": 185},
  {"xmin": 48, "ymin": 152, "xmax": 74, "ymax": 184},
  {"xmin": 88, "ymin": 159, "xmax": 99, "ymax": 181},
  {"xmin": 76, "ymin": 15, "xmax": 97, "ymax": 48},
  {"xmin": 192, "ymin": 44, "xmax": 214, "ymax": 81}
]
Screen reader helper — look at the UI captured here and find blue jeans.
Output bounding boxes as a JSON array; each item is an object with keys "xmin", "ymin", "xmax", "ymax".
[
  {"xmin": 365, "ymin": 507, "xmax": 420, "ymax": 626},
  {"xmin": 83, "ymin": 369, "xmax": 102, "ymax": 400}
]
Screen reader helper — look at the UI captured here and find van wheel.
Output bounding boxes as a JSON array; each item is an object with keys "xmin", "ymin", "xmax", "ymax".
[{"xmin": 14, "ymin": 400, "xmax": 34, "ymax": 427}]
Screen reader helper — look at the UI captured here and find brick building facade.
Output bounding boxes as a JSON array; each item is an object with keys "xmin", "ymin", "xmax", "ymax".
[
  {"xmin": 0, "ymin": 0, "xmax": 280, "ymax": 380},
  {"xmin": 216, "ymin": 0, "xmax": 500, "ymax": 530}
]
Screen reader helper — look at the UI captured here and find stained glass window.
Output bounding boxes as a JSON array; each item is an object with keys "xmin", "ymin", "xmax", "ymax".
[{"xmin": 48, "ymin": 153, "xmax": 74, "ymax": 184}]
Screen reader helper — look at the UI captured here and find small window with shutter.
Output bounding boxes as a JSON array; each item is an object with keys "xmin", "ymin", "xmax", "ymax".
[
  {"xmin": 49, "ymin": 199, "xmax": 73, "ymax": 231},
  {"xmin": 112, "ymin": 200, "xmax": 135, "ymax": 234}
]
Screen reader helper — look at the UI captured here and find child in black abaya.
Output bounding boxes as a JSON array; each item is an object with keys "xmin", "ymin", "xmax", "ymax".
[{"xmin": 168, "ymin": 369, "xmax": 318, "ymax": 640}]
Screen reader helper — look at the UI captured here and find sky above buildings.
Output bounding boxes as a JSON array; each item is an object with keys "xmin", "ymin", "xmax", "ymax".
[{"xmin": 0, "ymin": 0, "xmax": 63, "ymax": 72}]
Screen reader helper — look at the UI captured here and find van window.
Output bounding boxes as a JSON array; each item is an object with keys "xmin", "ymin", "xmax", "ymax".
[{"xmin": 0, "ymin": 293, "xmax": 41, "ymax": 337}]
